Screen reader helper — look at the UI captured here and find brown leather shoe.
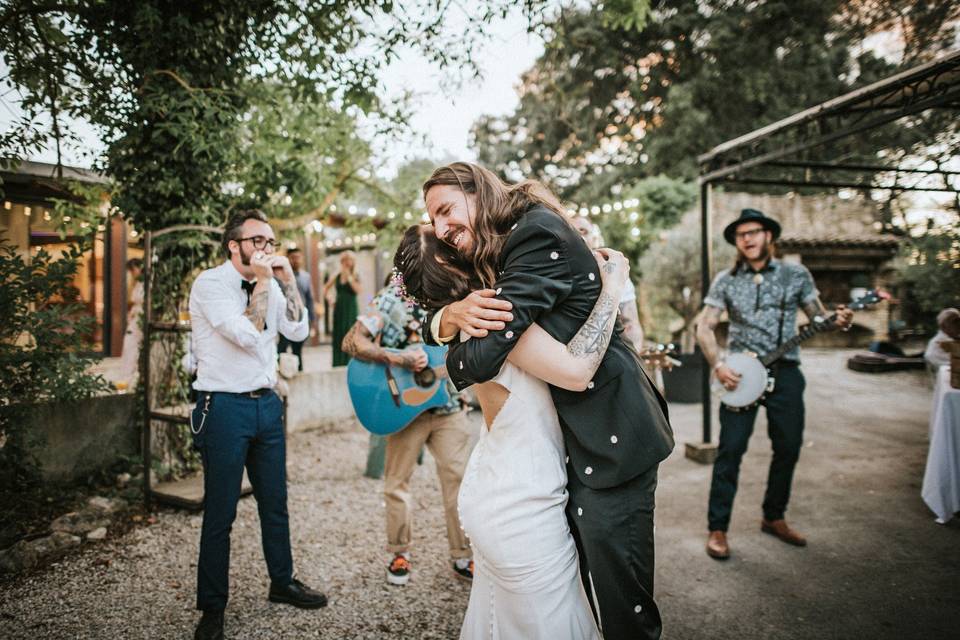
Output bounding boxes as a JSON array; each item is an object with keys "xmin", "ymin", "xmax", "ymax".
[
  {"xmin": 706, "ymin": 530, "xmax": 730, "ymax": 560},
  {"xmin": 761, "ymin": 519, "xmax": 807, "ymax": 547}
]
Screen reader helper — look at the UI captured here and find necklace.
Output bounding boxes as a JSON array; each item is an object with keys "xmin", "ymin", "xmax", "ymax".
[{"xmin": 752, "ymin": 273, "xmax": 764, "ymax": 285}]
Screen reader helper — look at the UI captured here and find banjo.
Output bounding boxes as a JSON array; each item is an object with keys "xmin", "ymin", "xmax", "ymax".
[{"xmin": 716, "ymin": 289, "xmax": 885, "ymax": 411}]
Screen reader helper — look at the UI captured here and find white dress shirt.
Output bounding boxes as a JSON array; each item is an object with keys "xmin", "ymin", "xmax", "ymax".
[{"xmin": 190, "ymin": 261, "xmax": 308, "ymax": 393}]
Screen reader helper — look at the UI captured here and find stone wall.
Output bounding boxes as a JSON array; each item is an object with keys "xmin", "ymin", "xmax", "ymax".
[
  {"xmin": 26, "ymin": 394, "xmax": 140, "ymax": 483},
  {"xmin": 27, "ymin": 368, "xmax": 356, "ymax": 483}
]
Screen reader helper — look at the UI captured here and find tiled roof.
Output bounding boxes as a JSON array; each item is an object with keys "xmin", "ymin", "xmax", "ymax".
[{"xmin": 779, "ymin": 235, "xmax": 901, "ymax": 249}]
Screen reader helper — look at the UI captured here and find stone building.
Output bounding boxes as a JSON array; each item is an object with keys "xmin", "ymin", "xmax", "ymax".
[{"xmin": 710, "ymin": 191, "xmax": 901, "ymax": 346}]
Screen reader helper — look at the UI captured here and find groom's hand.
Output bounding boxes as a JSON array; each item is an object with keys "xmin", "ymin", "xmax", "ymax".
[{"xmin": 440, "ymin": 289, "xmax": 514, "ymax": 339}]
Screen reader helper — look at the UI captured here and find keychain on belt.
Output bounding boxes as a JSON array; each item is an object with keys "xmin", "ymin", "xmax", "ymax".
[{"xmin": 191, "ymin": 393, "xmax": 211, "ymax": 435}]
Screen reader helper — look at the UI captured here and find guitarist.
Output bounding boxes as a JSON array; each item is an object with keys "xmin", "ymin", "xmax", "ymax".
[
  {"xmin": 341, "ymin": 283, "xmax": 474, "ymax": 586},
  {"xmin": 695, "ymin": 208, "xmax": 853, "ymax": 560}
]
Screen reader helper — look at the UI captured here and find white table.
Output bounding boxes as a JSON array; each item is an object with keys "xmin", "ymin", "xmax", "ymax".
[{"xmin": 922, "ymin": 366, "xmax": 960, "ymax": 523}]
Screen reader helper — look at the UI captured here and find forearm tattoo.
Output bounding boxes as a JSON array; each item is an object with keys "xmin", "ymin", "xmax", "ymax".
[
  {"xmin": 802, "ymin": 299, "xmax": 827, "ymax": 322},
  {"xmin": 696, "ymin": 306, "xmax": 723, "ymax": 367},
  {"xmin": 244, "ymin": 285, "xmax": 269, "ymax": 331},
  {"xmin": 567, "ymin": 290, "xmax": 618, "ymax": 366},
  {"xmin": 280, "ymin": 279, "xmax": 305, "ymax": 322},
  {"xmin": 341, "ymin": 323, "xmax": 389, "ymax": 364}
]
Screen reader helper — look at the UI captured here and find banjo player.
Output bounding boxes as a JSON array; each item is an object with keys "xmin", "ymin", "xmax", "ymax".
[{"xmin": 695, "ymin": 208, "xmax": 854, "ymax": 560}]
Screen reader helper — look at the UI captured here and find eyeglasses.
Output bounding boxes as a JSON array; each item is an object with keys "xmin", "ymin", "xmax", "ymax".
[
  {"xmin": 239, "ymin": 236, "xmax": 277, "ymax": 250},
  {"xmin": 734, "ymin": 228, "xmax": 766, "ymax": 241}
]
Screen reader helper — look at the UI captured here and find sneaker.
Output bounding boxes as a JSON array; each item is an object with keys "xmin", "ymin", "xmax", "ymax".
[
  {"xmin": 387, "ymin": 553, "xmax": 411, "ymax": 586},
  {"xmin": 452, "ymin": 558, "xmax": 474, "ymax": 582}
]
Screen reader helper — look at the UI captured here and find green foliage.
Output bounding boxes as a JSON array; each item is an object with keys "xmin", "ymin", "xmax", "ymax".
[
  {"xmin": 601, "ymin": 0, "xmax": 652, "ymax": 32},
  {"xmin": 0, "ymin": 236, "xmax": 112, "ymax": 488},
  {"xmin": 637, "ymin": 214, "xmax": 735, "ymax": 349},
  {"xmin": 593, "ymin": 174, "xmax": 697, "ymax": 278},
  {"xmin": 898, "ymin": 224, "xmax": 960, "ymax": 330},
  {"xmin": 473, "ymin": 0, "xmax": 959, "ymax": 201}
]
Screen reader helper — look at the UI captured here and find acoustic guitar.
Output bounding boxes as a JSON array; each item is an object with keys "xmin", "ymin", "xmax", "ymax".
[{"xmin": 347, "ymin": 344, "xmax": 451, "ymax": 435}]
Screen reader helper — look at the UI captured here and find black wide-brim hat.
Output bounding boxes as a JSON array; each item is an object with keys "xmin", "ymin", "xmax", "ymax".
[{"xmin": 723, "ymin": 208, "xmax": 782, "ymax": 245}]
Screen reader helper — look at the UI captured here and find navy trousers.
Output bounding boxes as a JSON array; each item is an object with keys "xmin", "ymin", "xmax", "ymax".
[
  {"xmin": 191, "ymin": 391, "xmax": 293, "ymax": 612},
  {"xmin": 708, "ymin": 364, "xmax": 806, "ymax": 532}
]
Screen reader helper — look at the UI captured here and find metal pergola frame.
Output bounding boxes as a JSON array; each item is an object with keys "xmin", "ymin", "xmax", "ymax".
[{"xmin": 694, "ymin": 49, "xmax": 960, "ymax": 449}]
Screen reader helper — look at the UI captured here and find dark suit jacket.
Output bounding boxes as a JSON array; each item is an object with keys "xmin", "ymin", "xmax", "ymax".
[{"xmin": 431, "ymin": 206, "xmax": 674, "ymax": 489}]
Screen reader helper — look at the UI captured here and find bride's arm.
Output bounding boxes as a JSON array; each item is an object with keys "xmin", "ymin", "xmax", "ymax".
[{"xmin": 506, "ymin": 249, "xmax": 628, "ymax": 392}]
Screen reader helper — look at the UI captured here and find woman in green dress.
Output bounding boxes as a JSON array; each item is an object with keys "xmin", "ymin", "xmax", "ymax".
[{"xmin": 324, "ymin": 251, "xmax": 360, "ymax": 367}]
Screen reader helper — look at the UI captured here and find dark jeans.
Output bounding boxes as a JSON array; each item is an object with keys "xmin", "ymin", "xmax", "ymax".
[
  {"xmin": 191, "ymin": 391, "xmax": 293, "ymax": 612},
  {"xmin": 708, "ymin": 364, "xmax": 806, "ymax": 532},
  {"xmin": 278, "ymin": 336, "xmax": 305, "ymax": 371},
  {"xmin": 567, "ymin": 464, "xmax": 661, "ymax": 640}
]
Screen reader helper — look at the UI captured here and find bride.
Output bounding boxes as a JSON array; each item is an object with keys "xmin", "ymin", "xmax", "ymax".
[{"xmin": 394, "ymin": 224, "xmax": 629, "ymax": 639}]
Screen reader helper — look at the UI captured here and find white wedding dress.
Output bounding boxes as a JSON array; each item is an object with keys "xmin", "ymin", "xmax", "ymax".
[{"xmin": 457, "ymin": 361, "xmax": 600, "ymax": 640}]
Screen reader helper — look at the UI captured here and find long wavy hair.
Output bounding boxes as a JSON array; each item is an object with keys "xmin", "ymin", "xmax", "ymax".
[
  {"xmin": 394, "ymin": 225, "xmax": 480, "ymax": 312},
  {"xmin": 422, "ymin": 162, "xmax": 567, "ymax": 287}
]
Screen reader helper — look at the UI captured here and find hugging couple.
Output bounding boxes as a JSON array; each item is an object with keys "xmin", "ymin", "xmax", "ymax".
[{"xmin": 394, "ymin": 161, "xmax": 675, "ymax": 640}]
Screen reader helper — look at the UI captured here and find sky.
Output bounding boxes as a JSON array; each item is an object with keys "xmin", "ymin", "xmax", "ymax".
[{"xmin": 0, "ymin": 7, "xmax": 545, "ymax": 176}]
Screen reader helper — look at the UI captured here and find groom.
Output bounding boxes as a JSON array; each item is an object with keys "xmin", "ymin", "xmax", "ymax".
[{"xmin": 421, "ymin": 162, "xmax": 674, "ymax": 640}]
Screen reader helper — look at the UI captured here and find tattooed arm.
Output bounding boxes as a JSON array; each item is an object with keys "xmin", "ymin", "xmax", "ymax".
[
  {"xmin": 244, "ymin": 280, "xmax": 270, "ymax": 331},
  {"xmin": 506, "ymin": 250, "xmax": 628, "ymax": 391},
  {"xmin": 802, "ymin": 297, "xmax": 853, "ymax": 329},
  {"xmin": 341, "ymin": 321, "xmax": 428, "ymax": 371},
  {"xmin": 278, "ymin": 277, "xmax": 305, "ymax": 322},
  {"xmin": 695, "ymin": 304, "xmax": 743, "ymax": 390}
]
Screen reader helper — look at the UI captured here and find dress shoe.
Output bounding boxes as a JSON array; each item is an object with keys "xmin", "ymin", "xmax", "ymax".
[
  {"xmin": 194, "ymin": 609, "xmax": 224, "ymax": 640},
  {"xmin": 706, "ymin": 530, "xmax": 730, "ymax": 560},
  {"xmin": 268, "ymin": 577, "xmax": 328, "ymax": 609},
  {"xmin": 761, "ymin": 518, "xmax": 807, "ymax": 546}
]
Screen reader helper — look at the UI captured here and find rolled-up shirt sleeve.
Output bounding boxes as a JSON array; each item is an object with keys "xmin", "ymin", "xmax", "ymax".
[
  {"xmin": 702, "ymin": 271, "xmax": 729, "ymax": 310},
  {"xmin": 445, "ymin": 222, "xmax": 573, "ymax": 390},
  {"xmin": 190, "ymin": 274, "xmax": 261, "ymax": 350},
  {"xmin": 274, "ymin": 280, "xmax": 309, "ymax": 342}
]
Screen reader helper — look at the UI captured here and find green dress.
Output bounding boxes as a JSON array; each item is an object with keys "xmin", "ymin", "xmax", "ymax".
[{"xmin": 332, "ymin": 276, "xmax": 358, "ymax": 367}]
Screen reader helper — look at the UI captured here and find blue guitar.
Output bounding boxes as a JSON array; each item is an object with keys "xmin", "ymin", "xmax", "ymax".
[{"xmin": 347, "ymin": 344, "xmax": 452, "ymax": 435}]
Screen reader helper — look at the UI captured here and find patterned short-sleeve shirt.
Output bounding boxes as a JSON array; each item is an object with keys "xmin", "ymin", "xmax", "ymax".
[
  {"xmin": 358, "ymin": 285, "xmax": 462, "ymax": 414},
  {"xmin": 703, "ymin": 259, "xmax": 818, "ymax": 362}
]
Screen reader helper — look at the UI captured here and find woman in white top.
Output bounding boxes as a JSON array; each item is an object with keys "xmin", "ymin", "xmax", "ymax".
[{"xmin": 396, "ymin": 224, "xmax": 629, "ymax": 640}]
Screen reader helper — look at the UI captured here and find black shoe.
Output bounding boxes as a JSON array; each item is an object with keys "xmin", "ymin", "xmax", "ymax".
[
  {"xmin": 452, "ymin": 559, "xmax": 474, "ymax": 583},
  {"xmin": 194, "ymin": 610, "xmax": 224, "ymax": 640},
  {"xmin": 268, "ymin": 577, "xmax": 328, "ymax": 609}
]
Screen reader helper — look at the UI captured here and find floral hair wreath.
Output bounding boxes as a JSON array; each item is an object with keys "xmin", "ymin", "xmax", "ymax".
[{"xmin": 390, "ymin": 266, "xmax": 419, "ymax": 309}]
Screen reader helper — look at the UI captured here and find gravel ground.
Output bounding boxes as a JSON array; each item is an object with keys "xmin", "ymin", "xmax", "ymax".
[
  {"xmin": 0, "ymin": 416, "xmax": 479, "ymax": 640},
  {"xmin": 3, "ymin": 350, "xmax": 957, "ymax": 640}
]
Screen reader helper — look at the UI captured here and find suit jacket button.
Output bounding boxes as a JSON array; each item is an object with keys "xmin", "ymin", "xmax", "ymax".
[
  {"xmin": 550, "ymin": 251, "xmax": 559, "ymax": 260},
  {"xmin": 610, "ymin": 435, "xmax": 618, "ymax": 444},
  {"xmin": 505, "ymin": 330, "xmax": 514, "ymax": 339},
  {"xmin": 584, "ymin": 466, "xmax": 593, "ymax": 475},
  {"xmin": 634, "ymin": 605, "xmax": 643, "ymax": 613},
  {"xmin": 587, "ymin": 381, "xmax": 595, "ymax": 389},
  {"xmin": 577, "ymin": 507, "xmax": 583, "ymax": 516}
]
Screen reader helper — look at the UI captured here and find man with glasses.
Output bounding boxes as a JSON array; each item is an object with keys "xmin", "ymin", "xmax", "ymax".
[
  {"xmin": 188, "ymin": 209, "xmax": 326, "ymax": 640},
  {"xmin": 694, "ymin": 208, "xmax": 852, "ymax": 560}
]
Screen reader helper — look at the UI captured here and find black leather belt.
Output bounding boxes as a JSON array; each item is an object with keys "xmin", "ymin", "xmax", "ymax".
[{"xmin": 211, "ymin": 388, "xmax": 274, "ymax": 399}]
